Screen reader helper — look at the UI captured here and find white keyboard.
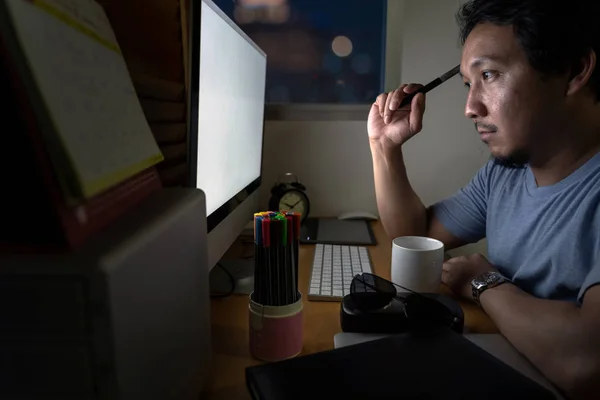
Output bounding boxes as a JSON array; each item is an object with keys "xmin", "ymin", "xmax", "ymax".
[{"xmin": 308, "ymin": 244, "xmax": 373, "ymax": 301}]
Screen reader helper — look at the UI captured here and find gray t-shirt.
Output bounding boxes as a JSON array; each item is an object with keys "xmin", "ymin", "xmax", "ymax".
[{"xmin": 432, "ymin": 152, "xmax": 600, "ymax": 304}]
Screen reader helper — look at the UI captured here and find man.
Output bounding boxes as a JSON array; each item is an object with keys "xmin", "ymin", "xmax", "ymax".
[{"xmin": 368, "ymin": 0, "xmax": 600, "ymax": 398}]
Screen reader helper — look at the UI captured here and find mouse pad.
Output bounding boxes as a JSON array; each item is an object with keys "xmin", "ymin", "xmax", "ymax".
[{"xmin": 300, "ymin": 218, "xmax": 377, "ymax": 245}]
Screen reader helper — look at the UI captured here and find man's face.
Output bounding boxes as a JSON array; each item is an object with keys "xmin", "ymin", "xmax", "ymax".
[{"xmin": 460, "ymin": 23, "xmax": 567, "ymax": 167}]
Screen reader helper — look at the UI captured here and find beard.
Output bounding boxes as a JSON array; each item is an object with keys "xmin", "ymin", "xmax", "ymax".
[
  {"xmin": 476, "ymin": 123, "xmax": 529, "ymax": 169},
  {"xmin": 491, "ymin": 149, "xmax": 529, "ymax": 169}
]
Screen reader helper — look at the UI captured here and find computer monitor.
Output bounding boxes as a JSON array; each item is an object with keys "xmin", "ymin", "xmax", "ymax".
[{"xmin": 187, "ymin": 0, "xmax": 266, "ymax": 270}]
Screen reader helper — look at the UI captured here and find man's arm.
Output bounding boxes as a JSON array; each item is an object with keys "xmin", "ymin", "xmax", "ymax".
[
  {"xmin": 371, "ymin": 144, "xmax": 426, "ymax": 238},
  {"xmin": 367, "ymin": 86, "xmax": 476, "ymax": 251},
  {"xmin": 371, "ymin": 144, "xmax": 469, "ymax": 250},
  {"xmin": 480, "ymin": 283, "xmax": 600, "ymax": 399}
]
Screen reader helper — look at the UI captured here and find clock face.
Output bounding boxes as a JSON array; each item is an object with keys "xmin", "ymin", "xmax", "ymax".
[{"xmin": 279, "ymin": 190, "xmax": 307, "ymax": 216}]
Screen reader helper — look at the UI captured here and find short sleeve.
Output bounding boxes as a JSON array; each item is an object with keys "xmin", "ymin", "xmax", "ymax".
[
  {"xmin": 578, "ymin": 267, "xmax": 600, "ymax": 304},
  {"xmin": 577, "ymin": 208, "xmax": 600, "ymax": 304},
  {"xmin": 430, "ymin": 160, "xmax": 492, "ymax": 243}
]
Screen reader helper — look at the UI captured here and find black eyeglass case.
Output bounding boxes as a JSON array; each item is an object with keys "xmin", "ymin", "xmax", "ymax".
[{"xmin": 340, "ymin": 293, "xmax": 464, "ymax": 334}]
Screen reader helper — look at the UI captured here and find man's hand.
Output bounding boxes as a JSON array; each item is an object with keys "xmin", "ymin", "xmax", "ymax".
[
  {"xmin": 442, "ymin": 253, "xmax": 497, "ymax": 300},
  {"xmin": 367, "ymin": 84, "xmax": 426, "ymax": 151}
]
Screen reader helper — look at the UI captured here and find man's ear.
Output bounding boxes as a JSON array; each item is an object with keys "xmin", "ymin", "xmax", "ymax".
[{"xmin": 566, "ymin": 50, "xmax": 597, "ymax": 97}]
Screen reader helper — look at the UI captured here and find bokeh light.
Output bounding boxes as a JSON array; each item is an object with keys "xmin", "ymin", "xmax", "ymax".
[
  {"xmin": 235, "ymin": 0, "xmax": 289, "ymax": 24},
  {"xmin": 331, "ymin": 35, "xmax": 353, "ymax": 57}
]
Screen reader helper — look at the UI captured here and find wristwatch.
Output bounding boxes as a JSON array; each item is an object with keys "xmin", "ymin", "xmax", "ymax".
[{"xmin": 471, "ymin": 271, "xmax": 509, "ymax": 306}]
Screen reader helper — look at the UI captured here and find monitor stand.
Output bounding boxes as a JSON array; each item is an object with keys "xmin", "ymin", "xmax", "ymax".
[{"xmin": 209, "ymin": 257, "xmax": 255, "ymax": 295}]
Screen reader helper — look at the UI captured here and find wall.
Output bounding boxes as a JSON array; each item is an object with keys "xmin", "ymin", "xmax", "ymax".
[
  {"xmin": 260, "ymin": 0, "xmax": 489, "ymax": 256},
  {"xmin": 261, "ymin": 120, "xmax": 377, "ymax": 217}
]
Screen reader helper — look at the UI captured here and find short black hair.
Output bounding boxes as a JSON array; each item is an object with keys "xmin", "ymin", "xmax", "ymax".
[{"xmin": 456, "ymin": 0, "xmax": 600, "ymax": 102}]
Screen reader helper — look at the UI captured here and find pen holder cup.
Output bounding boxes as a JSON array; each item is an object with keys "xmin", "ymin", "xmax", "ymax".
[{"xmin": 249, "ymin": 292, "xmax": 303, "ymax": 362}]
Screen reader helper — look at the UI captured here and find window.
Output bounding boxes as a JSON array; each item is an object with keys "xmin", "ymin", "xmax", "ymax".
[{"xmin": 212, "ymin": 0, "xmax": 387, "ymax": 105}]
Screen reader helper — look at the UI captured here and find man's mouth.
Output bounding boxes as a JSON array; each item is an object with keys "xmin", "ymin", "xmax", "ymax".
[
  {"xmin": 478, "ymin": 131, "xmax": 496, "ymax": 137},
  {"xmin": 475, "ymin": 123, "xmax": 498, "ymax": 137}
]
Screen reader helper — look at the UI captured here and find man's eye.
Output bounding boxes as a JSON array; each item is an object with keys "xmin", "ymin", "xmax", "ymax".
[
  {"xmin": 464, "ymin": 82, "xmax": 471, "ymax": 89},
  {"xmin": 482, "ymin": 71, "xmax": 495, "ymax": 80}
]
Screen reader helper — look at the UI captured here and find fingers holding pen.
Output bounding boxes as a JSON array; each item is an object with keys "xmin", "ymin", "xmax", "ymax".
[
  {"xmin": 375, "ymin": 91, "xmax": 388, "ymax": 120},
  {"xmin": 382, "ymin": 83, "xmax": 424, "ymax": 125},
  {"xmin": 382, "ymin": 85, "xmax": 404, "ymax": 124}
]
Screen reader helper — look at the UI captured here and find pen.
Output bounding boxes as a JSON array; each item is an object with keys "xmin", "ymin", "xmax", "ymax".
[
  {"xmin": 254, "ymin": 215, "xmax": 263, "ymax": 302},
  {"xmin": 272, "ymin": 217, "xmax": 282, "ymax": 306},
  {"xmin": 398, "ymin": 64, "xmax": 461, "ymax": 109},
  {"xmin": 262, "ymin": 217, "xmax": 271, "ymax": 305},
  {"xmin": 278, "ymin": 214, "xmax": 287, "ymax": 306},
  {"xmin": 292, "ymin": 212, "xmax": 301, "ymax": 300},
  {"xmin": 286, "ymin": 214, "xmax": 294, "ymax": 305}
]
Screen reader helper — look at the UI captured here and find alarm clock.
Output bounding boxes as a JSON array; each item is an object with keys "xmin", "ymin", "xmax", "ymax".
[{"xmin": 269, "ymin": 173, "xmax": 310, "ymax": 220}]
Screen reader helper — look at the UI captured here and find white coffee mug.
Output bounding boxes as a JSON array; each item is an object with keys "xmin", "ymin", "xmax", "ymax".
[{"xmin": 391, "ymin": 236, "xmax": 444, "ymax": 293}]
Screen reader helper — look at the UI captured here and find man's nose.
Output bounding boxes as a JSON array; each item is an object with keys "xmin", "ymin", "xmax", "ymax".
[{"xmin": 465, "ymin": 90, "xmax": 487, "ymax": 120}]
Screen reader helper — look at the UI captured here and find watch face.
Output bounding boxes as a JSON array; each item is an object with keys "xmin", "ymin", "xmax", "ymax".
[
  {"xmin": 473, "ymin": 272, "xmax": 503, "ymax": 289},
  {"xmin": 485, "ymin": 272, "xmax": 500, "ymax": 284},
  {"xmin": 473, "ymin": 272, "xmax": 488, "ymax": 288},
  {"xmin": 279, "ymin": 190, "xmax": 307, "ymax": 215}
]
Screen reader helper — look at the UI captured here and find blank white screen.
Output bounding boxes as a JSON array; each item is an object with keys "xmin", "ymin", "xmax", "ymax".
[{"xmin": 196, "ymin": 2, "xmax": 266, "ymax": 216}]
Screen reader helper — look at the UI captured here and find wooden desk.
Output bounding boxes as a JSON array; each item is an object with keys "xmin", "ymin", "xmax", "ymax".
[{"xmin": 202, "ymin": 221, "xmax": 498, "ymax": 399}]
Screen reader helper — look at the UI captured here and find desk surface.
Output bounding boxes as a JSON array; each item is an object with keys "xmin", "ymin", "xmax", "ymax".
[{"xmin": 202, "ymin": 221, "xmax": 498, "ymax": 399}]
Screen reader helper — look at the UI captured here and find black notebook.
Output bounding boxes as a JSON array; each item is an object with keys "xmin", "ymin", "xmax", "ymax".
[{"xmin": 246, "ymin": 328, "xmax": 557, "ymax": 399}]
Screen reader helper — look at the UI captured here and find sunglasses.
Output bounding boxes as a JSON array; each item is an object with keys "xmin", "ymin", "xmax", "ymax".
[{"xmin": 350, "ymin": 273, "xmax": 461, "ymax": 331}]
